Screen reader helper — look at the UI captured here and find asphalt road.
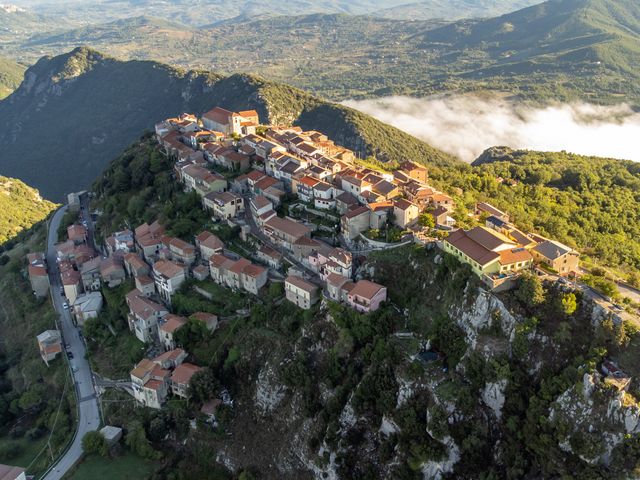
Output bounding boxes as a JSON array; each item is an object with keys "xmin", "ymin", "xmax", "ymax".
[{"xmin": 42, "ymin": 205, "xmax": 101, "ymax": 480}]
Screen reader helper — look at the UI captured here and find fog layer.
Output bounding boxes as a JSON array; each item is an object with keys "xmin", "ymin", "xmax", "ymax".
[{"xmin": 343, "ymin": 95, "xmax": 640, "ymax": 162}]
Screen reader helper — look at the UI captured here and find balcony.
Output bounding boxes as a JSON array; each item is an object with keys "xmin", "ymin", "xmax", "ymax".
[{"xmin": 482, "ymin": 272, "xmax": 520, "ymax": 292}]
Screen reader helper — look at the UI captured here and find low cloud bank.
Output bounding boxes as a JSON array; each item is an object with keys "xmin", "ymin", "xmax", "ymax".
[{"xmin": 343, "ymin": 95, "xmax": 640, "ymax": 162}]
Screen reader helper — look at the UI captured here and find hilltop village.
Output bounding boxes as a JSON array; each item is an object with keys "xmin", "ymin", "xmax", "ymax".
[{"xmin": 27, "ymin": 106, "xmax": 583, "ymax": 411}]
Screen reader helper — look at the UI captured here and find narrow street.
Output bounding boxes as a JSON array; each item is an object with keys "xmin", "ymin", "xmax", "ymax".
[
  {"xmin": 41, "ymin": 204, "xmax": 101, "ymax": 480},
  {"xmin": 242, "ymin": 196, "xmax": 321, "ymax": 283}
]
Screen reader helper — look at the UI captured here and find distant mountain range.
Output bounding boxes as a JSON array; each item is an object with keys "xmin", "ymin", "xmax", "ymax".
[
  {"xmin": 374, "ymin": 0, "xmax": 542, "ymax": 20},
  {"xmin": 420, "ymin": 0, "xmax": 640, "ymax": 80},
  {"xmin": 3, "ymin": 0, "xmax": 543, "ymax": 26},
  {"xmin": 1, "ymin": 0, "xmax": 638, "ymax": 104},
  {"xmin": 0, "ymin": 47, "xmax": 454, "ymax": 200}
]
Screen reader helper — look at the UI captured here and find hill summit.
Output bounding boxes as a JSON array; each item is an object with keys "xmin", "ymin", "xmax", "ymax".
[{"xmin": 0, "ymin": 47, "xmax": 455, "ymax": 200}]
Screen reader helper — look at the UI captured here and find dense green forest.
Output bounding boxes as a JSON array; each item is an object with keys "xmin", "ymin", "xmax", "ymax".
[
  {"xmin": 423, "ymin": 148, "xmax": 640, "ymax": 277},
  {"xmin": 0, "ymin": 176, "xmax": 57, "ymax": 244}
]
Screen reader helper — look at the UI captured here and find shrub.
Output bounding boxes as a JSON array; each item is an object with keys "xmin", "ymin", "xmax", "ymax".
[{"xmin": 82, "ymin": 430, "xmax": 108, "ymax": 456}]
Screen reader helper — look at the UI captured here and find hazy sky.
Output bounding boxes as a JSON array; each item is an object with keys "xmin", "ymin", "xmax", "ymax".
[{"xmin": 343, "ymin": 95, "xmax": 640, "ymax": 163}]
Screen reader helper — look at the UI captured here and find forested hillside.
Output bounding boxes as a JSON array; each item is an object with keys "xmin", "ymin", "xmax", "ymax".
[
  {"xmin": 0, "ymin": 55, "xmax": 24, "ymax": 99},
  {"xmin": 0, "ymin": 176, "xmax": 57, "ymax": 244},
  {"xmin": 416, "ymin": 0, "xmax": 640, "ymax": 102},
  {"xmin": 0, "ymin": 47, "xmax": 454, "ymax": 200},
  {"xmin": 425, "ymin": 147, "xmax": 640, "ymax": 278},
  {"xmin": 0, "ymin": 224, "xmax": 75, "ymax": 476}
]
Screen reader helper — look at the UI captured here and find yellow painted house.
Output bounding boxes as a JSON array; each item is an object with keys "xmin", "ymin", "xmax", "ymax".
[{"xmin": 443, "ymin": 226, "xmax": 533, "ymax": 279}]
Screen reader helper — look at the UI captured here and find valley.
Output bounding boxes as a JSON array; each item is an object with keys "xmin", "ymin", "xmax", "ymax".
[{"xmin": 1, "ymin": 0, "xmax": 639, "ymax": 104}]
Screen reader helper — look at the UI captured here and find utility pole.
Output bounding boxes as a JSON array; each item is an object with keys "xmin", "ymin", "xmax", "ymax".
[{"xmin": 47, "ymin": 440, "xmax": 54, "ymax": 462}]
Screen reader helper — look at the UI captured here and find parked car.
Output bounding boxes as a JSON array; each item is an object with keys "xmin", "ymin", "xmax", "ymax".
[
  {"xmin": 62, "ymin": 302, "xmax": 69, "ymax": 309},
  {"xmin": 67, "ymin": 351, "xmax": 74, "ymax": 359},
  {"xmin": 71, "ymin": 364, "xmax": 78, "ymax": 373}
]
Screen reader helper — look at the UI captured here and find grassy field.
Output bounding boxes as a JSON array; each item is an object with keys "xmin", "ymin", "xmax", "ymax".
[{"xmin": 65, "ymin": 452, "xmax": 157, "ymax": 480}]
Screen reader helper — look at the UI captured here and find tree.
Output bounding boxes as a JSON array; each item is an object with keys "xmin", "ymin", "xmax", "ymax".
[
  {"xmin": 174, "ymin": 318, "xmax": 210, "ymax": 352},
  {"xmin": 560, "ymin": 293, "xmax": 577, "ymax": 316},
  {"xmin": 418, "ymin": 213, "xmax": 435, "ymax": 229},
  {"xmin": 125, "ymin": 421, "xmax": 161, "ymax": 460},
  {"xmin": 515, "ymin": 273, "xmax": 545, "ymax": 308},
  {"xmin": 627, "ymin": 272, "xmax": 640, "ymax": 288},
  {"xmin": 187, "ymin": 368, "xmax": 220, "ymax": 404},
  {"xmin": 82, "ymin": 431, "xmax": 108, "ymax": 456}
]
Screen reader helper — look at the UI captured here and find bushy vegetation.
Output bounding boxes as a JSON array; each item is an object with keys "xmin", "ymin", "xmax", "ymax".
[
  {"xmin": 0, "ymin": 54, "xmax": 23, "ymax": 99},
  {"xmin": 92, "ymin": 133, "xmax": 213, "ymax": 242},
  {"xmin": 430, "ymin": 147, "xmax": 640, "ymax": 276},
  {"xmin": 0, "ymin": 176, "xmax": 57, "ymax": 244},
  {"xmin": 0, "ymin": 224, "xmax": 75, "ymax": 476}
]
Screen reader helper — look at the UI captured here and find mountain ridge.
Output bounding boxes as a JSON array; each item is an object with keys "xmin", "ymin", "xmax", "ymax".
[
  {"xmin": 0, "ymin": 46, "xmax": 456, "ymax": 200},
  {"xmin": 3, "ymin": 0, "xmax": 639, "ymax": 103}
]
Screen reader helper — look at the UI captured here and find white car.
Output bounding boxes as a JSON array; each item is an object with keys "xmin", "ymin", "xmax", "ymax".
[
  {"xmin": 71, "ymin": 364, "xmax": 78, "ymax": 373},
  {"xmin": 62, "ymin": 302, "xmax": 69, "ymax": 310}
]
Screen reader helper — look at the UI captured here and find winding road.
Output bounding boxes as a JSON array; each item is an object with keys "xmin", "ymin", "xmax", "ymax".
[{"xmin": 41, "ymin": 203, "xmax": 101, "ymax": 480}]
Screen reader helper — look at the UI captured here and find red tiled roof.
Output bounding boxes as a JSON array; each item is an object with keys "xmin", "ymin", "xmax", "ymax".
[
  {"xmin": 238, "ymin": 109, "xmax": 259, "ymax": 118},
  {"xmin": 159, "ymin": 315, "xmax": 187, "ymax": 334},
  {"xmin": 28, "ymin": 264, "xmax": 48, "ymax": 277},
  {"xmin": 210, "ymin": 254, "xmax": 235, "ymax": 270},
  {"xmin": 124, "ymin": 253, "xmax": 148, "ymax": 270},
  {"xmin": 349, "ymin": 280, "xmax": 385, "ymax": 301},
  {"xmin": 445, "ymin": 229, "xmax": 500, "ymax": 266},
  {"xmin": 394, "ymin": 198, "xmax": 417, "ymax": 211},
  {"xmin": 298, "ymin": 175, "xmax": 320, "ymax": 188},
  {"xmin": 135, "ymin": 274, "xmax": 154, "ymax": 286},
  {"xmin": 243, "ymin": 263, "xmax": 266, "ymax": 278},
  {"xmin": 254, "ymin": 176, "xmax": 279, "ymax": 191},
  {"xmin": 153, "ymin": 348, "xmax": 186, "ymax": 364},
  {"xmin": 153, "ymin": 260, "xmax": 184, "ymax": 279},
  {"xmin": 286, "ymin": 275, "xmax": 317, "ymax": 293},
  {"xmin": 369, "ymin": 201, "xmax": 394, "ymax": 212},
  {"xmin": 67, "ymin": 224, "xmax": 87, "ymax": 240},
  {"xmin": 171, "ymin": 363, "xmax": 201, "ymax": 386},
  {"xmin": 344, "ymin": 205, "xmax": 370, "ymax": 219},
  {"xmin": 203, "ymin": 106, "xmax": 233, "ymax": 125},
  {"xmin": 499, "ymin": 248, "xmax": 533, "ymax": 265},
  {"xmin": 126, "ymin": 289, "xmax": 166, "ymax": 318},
  {"xmin": 246, "ymin": 169, "xmax": 266, "ymax": 182},
  {"xmin": 265, "ymin": 216, "xmax": 312, "ymax": 239},
  {"xmin": 229, "ymin": 258, "xmax": 251, "ymax": 275},
  {"xmin": 198, "ymin": 231, "xmax": 224, "ymax": 251},
  {"xmin": 326, "ymin": 272, "xmax": 349, "ymax": 288}
]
